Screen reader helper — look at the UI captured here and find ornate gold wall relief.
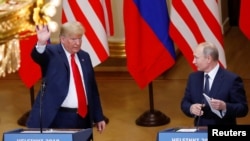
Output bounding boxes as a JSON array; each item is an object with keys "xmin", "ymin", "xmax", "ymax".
[{"xmin": 0, "ymin": 0, "xmax": 60, "ymax": 77}]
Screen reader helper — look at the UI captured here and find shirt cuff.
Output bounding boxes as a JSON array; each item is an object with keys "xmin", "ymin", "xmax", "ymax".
[{"xmin": 35, "ymin": 44, "xmax": 46, "ymax": 53}]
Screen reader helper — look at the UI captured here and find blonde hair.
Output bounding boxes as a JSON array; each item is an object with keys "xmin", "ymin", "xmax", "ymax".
[{"xmin": 59, "ymin": 21, "xmax": 85, "ymax": 36}]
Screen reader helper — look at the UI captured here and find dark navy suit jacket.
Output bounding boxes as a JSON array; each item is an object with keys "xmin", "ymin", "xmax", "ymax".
[
  {"xmin": 181, "ymin": 67, "xmax": 248, "ymax": 126},
  {"xmin": 26, "ymin": 44, "xmax": 104, "ymax": 128}
]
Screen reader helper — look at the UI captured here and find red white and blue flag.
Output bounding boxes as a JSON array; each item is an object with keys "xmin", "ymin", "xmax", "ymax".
[
  {"xmin": 124, "ymin": 0, "xmax": 176, "ymax": 89},
  {"xmin": 169, "ymin": 0, "xmax": 226, "ymax": 70},
  {"xmin": 62, "ymin": 0, "xmax": 114, "ymax": 67}
]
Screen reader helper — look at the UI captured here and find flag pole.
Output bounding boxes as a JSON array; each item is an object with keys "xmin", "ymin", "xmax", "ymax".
[{"xmin": 135, "ymin": 82, "xmax": 170, "ymax": 126}]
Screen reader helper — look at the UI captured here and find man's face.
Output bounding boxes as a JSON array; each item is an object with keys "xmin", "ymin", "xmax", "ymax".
[
  {"xmin": 192, "ymin": 47, "xmax": 209, "ymax": 71},
  {"xmin": 61, "ymin": 34, "xmax": 82, "ymax": 54}
]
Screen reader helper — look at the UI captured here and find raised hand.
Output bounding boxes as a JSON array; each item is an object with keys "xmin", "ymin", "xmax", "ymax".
[{"xmin": 36, "ymin": 25, "xmax": 51, "ymax": 46}]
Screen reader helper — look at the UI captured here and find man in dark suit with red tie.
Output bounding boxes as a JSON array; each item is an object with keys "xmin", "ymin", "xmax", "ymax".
[
  {"xmin": 26, "ymin": 21, "xmax": 106, "ymax": 134},
  {"xmin": 181, "ymin": 41, "xmax": 248, "ymax": 126}
]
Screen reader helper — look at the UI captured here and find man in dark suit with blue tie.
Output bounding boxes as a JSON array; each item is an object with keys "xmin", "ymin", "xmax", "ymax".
[
  {"xmin": 26, "ymin": 21, "xmax": 106, "ymax": 134},
  {"xmin": 181, "ymin": 41, "xmax": 248, "ymax": 126}
]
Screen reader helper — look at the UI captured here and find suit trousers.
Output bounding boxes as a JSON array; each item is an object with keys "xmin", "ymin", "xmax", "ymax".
[{"xmin": 50, "ymin": 107, "xmax": 92, "ymax": 129}]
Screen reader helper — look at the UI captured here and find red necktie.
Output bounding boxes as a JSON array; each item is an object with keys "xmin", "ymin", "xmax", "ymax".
[{"xmin": 71, "ymin": 54, "xmax": 87, "ymax": 117}]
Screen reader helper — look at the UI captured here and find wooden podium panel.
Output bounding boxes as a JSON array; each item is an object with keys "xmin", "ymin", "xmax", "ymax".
[{"xmin": 3, "ymin": 128, "xmax": 92, "ymax": 141}]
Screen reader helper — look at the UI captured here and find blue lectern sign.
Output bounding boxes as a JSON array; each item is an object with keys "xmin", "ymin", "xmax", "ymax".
[
  {"xmin": 3, "ymin": 128, "xmax": 92, "ymax": 141},
  {"xmin": 157, "ymin": 128, "xmax": 207, "ymax": 141}
]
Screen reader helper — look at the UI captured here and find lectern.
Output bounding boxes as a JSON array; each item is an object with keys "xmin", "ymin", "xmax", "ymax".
[
  {"xmin": 157, "ymin": 127, "xmax": 207, "ymax": 141},
  {"xmin": 3, "ymin": 128, "xmax": 92, "ymax": 141}
]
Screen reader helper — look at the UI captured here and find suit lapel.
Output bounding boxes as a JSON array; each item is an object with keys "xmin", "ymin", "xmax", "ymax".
[
  {"xmin": 76, "ymin": 52, "xmax": 89, "ymax": 97},
  {"xmin": 57, "ymin": 44, "xmax": 71, "ymax": 79},
  {"xmin": 76, "ymin": 52, "xmax": 86, "ymax": 74},
  {"xmin": 194, "ymin": 72, "xmax": 205, "ymax": 101},
  {"xmin": 209, "ymin": 67, "xmax": 224, "ymax": 98}
]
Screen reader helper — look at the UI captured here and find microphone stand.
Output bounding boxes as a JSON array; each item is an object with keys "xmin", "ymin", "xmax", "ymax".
[
  {"xmin": 196, "ymin": 98, "xmax": 205, "ymax": 130},
  {"xmin": 40, "ymin": 79, "xmax": 46, "ymax": 133},
  {"xmin": 196, "ymin": 111, "xmax": 202, "ymax": 131}
]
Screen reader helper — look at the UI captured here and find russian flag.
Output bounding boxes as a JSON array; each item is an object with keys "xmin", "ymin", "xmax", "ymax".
[{"xmin": 124, "ymin": 0, "xmax": 176, "ymax": 89}]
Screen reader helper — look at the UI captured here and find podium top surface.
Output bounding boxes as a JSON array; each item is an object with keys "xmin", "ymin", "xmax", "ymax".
[
  {"xmin": 157, "ymin": 127, "xmax": 208, "ymax": 141},
  {"xmin": 3, "ymin": 128, "xmax": 92, "ymax": 141},
  {"xmin": 159, "ymin": 127, "xmax": 208, "ymax": 133},
  {"xmin": 5, "ymin": 128, "xmax": 84, "ymax": 134}
]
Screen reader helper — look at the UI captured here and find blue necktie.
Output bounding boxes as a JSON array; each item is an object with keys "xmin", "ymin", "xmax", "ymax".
[{"xmin": 204, "ymin": 74, "xmax": 210, "ymax": 95}]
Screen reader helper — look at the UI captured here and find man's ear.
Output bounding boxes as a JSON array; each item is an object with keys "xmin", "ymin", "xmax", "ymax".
[
  {"xmin": 60, "ymin": 36, "xmax": 65, "ymax": 43},
  {"xmin": 207, "ymin": 55, "xmax": 212, "ymax": 63}
]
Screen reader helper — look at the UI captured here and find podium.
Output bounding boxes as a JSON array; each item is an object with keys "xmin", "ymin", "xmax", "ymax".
[
  {"xmin": 3, "ymin": 128, "xmax": 92, "ymax": 141},
  {"xmin": 157, "ymin": 127, "xmax": 207, "ymax": 141}
]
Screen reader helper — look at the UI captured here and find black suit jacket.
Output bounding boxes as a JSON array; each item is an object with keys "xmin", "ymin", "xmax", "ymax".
[
  {"xmin": 27, "ymin": 44, "xmax": 104, "ymax": 128},
  {"xmin": 181, "ymin": 67, "xmax": 248, "ymax": 125}
]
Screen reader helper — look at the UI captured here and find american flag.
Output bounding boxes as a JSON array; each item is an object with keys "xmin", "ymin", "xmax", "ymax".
[
  {"xmin": 169, "ymin": 0, "xmax": 226, "ymax": 70},
  {"xmin": 62, "ymin": 0, "xmax": 114, "ymax": 67}
]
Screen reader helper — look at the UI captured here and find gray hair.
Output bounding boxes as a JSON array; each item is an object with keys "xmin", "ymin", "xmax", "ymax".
[{"xmin": 200, "ymin": 42, "xmax": 219, "ymax": 61}]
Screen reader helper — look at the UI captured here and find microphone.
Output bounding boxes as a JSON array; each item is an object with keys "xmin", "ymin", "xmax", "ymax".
[{"xmin": 39, "ymin": 78, "xmax": 46, "ymax": 133}]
